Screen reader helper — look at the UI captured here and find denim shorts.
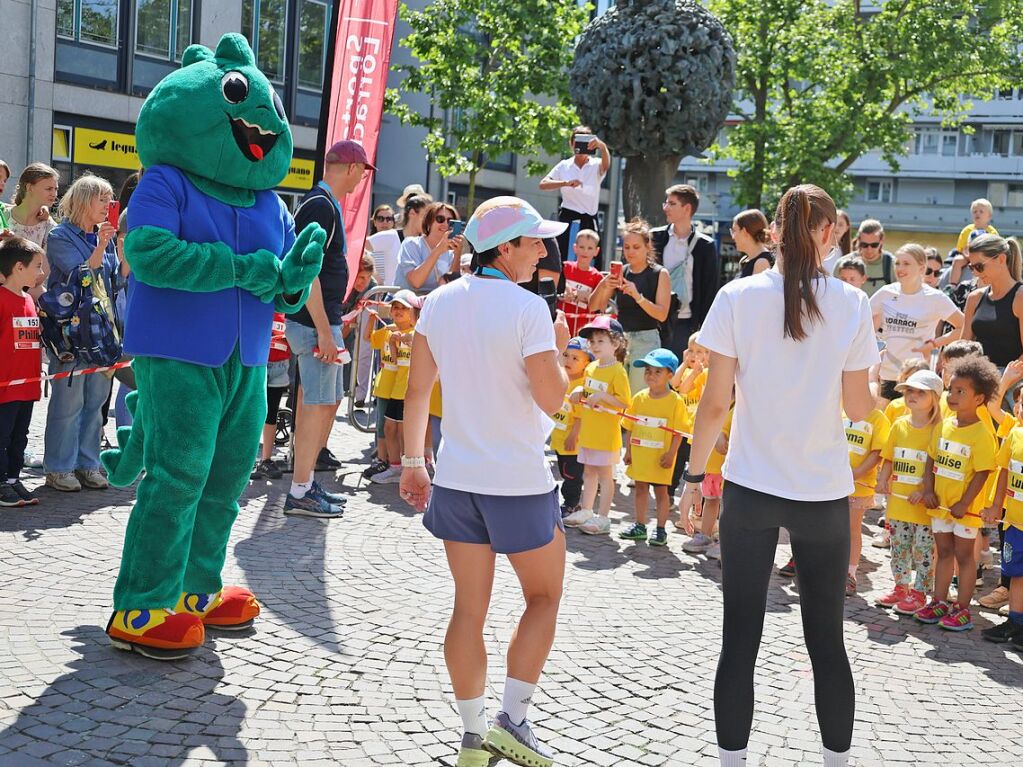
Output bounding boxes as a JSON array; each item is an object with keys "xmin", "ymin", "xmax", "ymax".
[
  {"xmin": 285, "ymin": 321, "xmax": 345, "ymax": 406},
  {"xmin": 1002, "ymin": 525, "xmax": 1023, "ymax": 578},
  {"xmin": 424, "ymin": 486, "xmax": 564, "ymax": 554},
  {"xmin": 267, "ymin": 359, "xmax": 290, "ymax": 388}
]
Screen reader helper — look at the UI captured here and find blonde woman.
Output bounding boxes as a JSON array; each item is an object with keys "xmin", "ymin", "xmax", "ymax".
[{"xmin": 43, "ymin": 174, "xmax": 124, "ymax": 492}]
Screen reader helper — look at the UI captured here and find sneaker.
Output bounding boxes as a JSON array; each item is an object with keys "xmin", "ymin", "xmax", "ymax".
[
  {"xmin": 45, "ymin": 472, "xmax": 81, "ymax": 492},
  {"xmin": 23, "ymin": 450, "xmax": 42, "ymax": 469},
  {"xmin": 315, "ymin": 447, "xmax": 342, "ymax": 471},
  {"xmin": 939, "ymin": 604, "xmax": 973, "ymax": 631},
  {"xmin": 368, "ymin": 465, "xmax": 401, "ymax": 484},
  {"xmin": 9, "ymin": 481, "xmax": 38, "ymax": 506},
  {"xmin": 580, "ymin": 515, "xmax": 611, "ymax": 535},
  {"xmin": 563, "ymin": 508, "xmax": 593, "ymax": 528},
  {"xmin": 74, "ymin": 469, "xmax": 108, "ymax": 490},
  {"xmin": 649, "ymin": 528, "xmax": 668, "ymax": 547},
  {"xmin": 871, "ymin": 529, "xmax": 891, "ymax": 548},
  {"xmin": 706, "ymin": 542, "xmax": 721, "ymax": 560},
  {"xmin": 618, "ymin": 522, "xmax": 647, "ymax": 541},
  {"xmin": 258, "ymin": 458, "xmax": 283, "ymax": 479},
  {"xmin": 310, "ymin": 480, "xmax": 346, "ymax": 505},
  {"xmin": 283, "ymin": 490, "xmax": 344, "ymax": 518},
  {"xmin": 893, "ymin": 589, "xmax": 927, "ymax": 615},
  {"xmin": 979, "ymin": 585, "xmax": 1011, "ymax": 609},
  {"xmin": 845, "ymin": 574, "xmax": 857, "ymax": 597},
  {"xmin": 779, "ymin": 558, "xmax": 796, "ymax": 577},
  {"xmin": 1001, "ymin": 603, "xmax": 1011, "ymax": 617},
  {"xmin": 250, "ymin": 461, "xmax": 267, "ymax": 480},
  {"xmin": 683, "ymin": 532, "xmax": 714, "ymax": 554},
  {"xmin": 876, "ymin": 584, "xmax": 909, "ymax": 608},
  {"xmin": 456, "ymin": 732, "xmax": 501, "ymax": 767},
  {"xmin": 0, "ymin": 483, "xmax": 25, "ymax": 507},
  {"xmin": 559, "ymin": 504, "xmax": 579, "ymax": 519},
  {"xmin": 975, "ymin": 565, "xmax": 985, "ymax": 587},
  {"xmin": 483, "ymin": 712, "xmax": 554, "ymax": 767},
  {"xmin": 915, "ymin": 599, "xmax": 950, "ymax": 624},
  {"xmin": 981, "ymin": 618, "xmax": 1023, "ymax": 643},
  {"xmin": 361, "ymin": 458, "xmax": 389, "ymax": 479}
]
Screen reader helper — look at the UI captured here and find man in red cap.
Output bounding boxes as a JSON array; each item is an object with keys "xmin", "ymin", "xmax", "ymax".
[{"xmin": 283, "ymin": 140, "xmax": 374, "ymax": 516}]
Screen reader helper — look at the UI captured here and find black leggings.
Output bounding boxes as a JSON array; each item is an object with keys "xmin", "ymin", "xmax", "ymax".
[
  {"xmin": 265, "ymin": 386, "xmax": 286, "ymax": 426},
  {"xmin": 716, "ymin": 482, "xmax": 854, "ymax": 753}
]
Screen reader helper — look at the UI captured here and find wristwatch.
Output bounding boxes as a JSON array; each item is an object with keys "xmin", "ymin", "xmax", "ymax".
[
  {"xmin": 401, "ymin": 455, "xmax": 426, "ymax": 469},
  {"xmin": 682, "ymin": 463, "xmax": 705, "ymax": 485}
]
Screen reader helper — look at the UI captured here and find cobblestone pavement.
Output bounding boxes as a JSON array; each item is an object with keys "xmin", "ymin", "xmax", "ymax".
[{"xmin": 1, "ymin": 397, "xmax": 1022, "ymax": 767}]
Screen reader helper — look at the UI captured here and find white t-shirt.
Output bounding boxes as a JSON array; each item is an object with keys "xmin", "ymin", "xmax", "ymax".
[
  {"xmin": 367, "ymin": 229, "xmax": 403, "ymax": 287},
  {"xmin": 547, "ymin": 157, "xmax": 605, "ymax": 216},
  {"xmin": 663, "ymin": 225, "xmax": 695, "ymax": 318},
  {"xmin": 698, "ymin": 270, "xmax": 880, "ymax": 502},
  {"xmin": 417, "ymin": 275, "xmax": 557, "ymax": 495},
  {"xmin": 821, "ymin": 245, "xmax": 843, "ymax": 277},
  {"xmin": 869, "ymin": 283, "xmax": 957, "ymax": 381}
]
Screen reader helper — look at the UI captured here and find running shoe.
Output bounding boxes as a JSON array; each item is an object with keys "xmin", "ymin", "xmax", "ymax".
[
  {"xmin": 706, "ymin": 542, "xmax": 721, "ymax": 560},
  {"xmin": 369, "ymin": 466, "xmax": 402, "ymax": 484},
  {"xmin": 284, "ymin": 491, "xmax": 343, "ymax": 518},
  {"xmin": 362, "ymin": 458, "xmax": 389, "ymax": 479},
  {"xmin": 876, "ymin": 584, "xmax": 908, "ymax": 609},
  {"xmin": 981, "ymin": 618, "xmax": 1023, "ymax": 644},
  {"xmin": 483, "ymin": 712, "xmax": 553, "ymax": 767},
  {"xmin": 316, "ymin": 447, "xmax": 342, "ymax": 471},
  {"xmin": 9, "ymin": 480, "xmax": 38, "ymax": 506},
  {"xmin": 75, "ymin": 469, "xmax": 108, "ymax": 489},
  {"xmin": 871, "ymin": 529, "xmax": 891, "ymax": 549},
  {"xmin": 563, "ymin": 508, "xmax": 593, "ymax": 528},
  {"xmin": 975, "ymin": 565, "xmax": 985, "ymax": 587},
  {"xmin": 778, "ymin": 558, "xmax": 796, "ymax": 578},
  {"xmin": 980, "ymin": 547, "xmax": 994, "ymax": 569},
  {"xmin": 649, "ymin": 528, "xmax": 668, "ymax": 547},
  {"xmin": 0, "ymin": 483, "xmax": 25, "ymax": 507},
  {"xmin": 979, "ymin": 585, "xmax": 1010, "ymax": 609},
  {"xmin": 23, "ymin": 450, "xmax": 43, "ymax": 469},
  {"xmin": 683, "ymin": 532, "xmax": 714, "ymax": 554},
  {"xmin": 618, "ymin": 522, "xmax": 647, "ymax": 541},
  {"xmin": 579, "ymin": 515, "xmax": 611, "ymax": 535},
  {"xmin": 893, "ymin": 589, "xmax": 927, "ymax": 616},
  {"xmin": 310, "ymin": 480, "xmax": 346, "ymax": 506},
  {"xmin": 939, "ymin": 604, "xmax": 973, "ymax": 631},
  {"xmin": 914, "ymin": 599, "xmax": 950, "ymax": 624},
  {"xmin": 456, "ymin": 733, "xmax": 502, "ymax": 767},
  {"xmin": 45, "ymin": 472, "xmax": 81, "ymax": 492}
]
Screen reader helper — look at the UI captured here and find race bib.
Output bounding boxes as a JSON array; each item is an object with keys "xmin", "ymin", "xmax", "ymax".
[
  {"xmin": 632, "ymin": 416, "xmax": 666, "ymax": 448},
  {"xmin": 13, "ymin": 316, "xmax": 40, "ymax": 350},
  {"xmin": 938, "ymin": 438, "xmax": 971, "ymax": 458},
  {"xmin": 1008, "ymin": 459, "xmax": 1023, "ymax": 500},
  {"xmin": 934, "ymin": 464, "xmax": 965, "ymax": 482},
  {"xmin": 585, "ymin": 376, "xmax": 609, "ymax": 394}
]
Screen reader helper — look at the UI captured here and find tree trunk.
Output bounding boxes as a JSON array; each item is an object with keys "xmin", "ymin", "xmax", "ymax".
[
  {"xmin": 622, "ymin": 154, "xmax": 682, "ymax": 224},
  {"xmin": 467, "ymin": 168, "xmax": 479, "ymax": 216}
]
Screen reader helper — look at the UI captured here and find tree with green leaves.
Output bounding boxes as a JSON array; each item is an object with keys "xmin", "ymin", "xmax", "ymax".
[
  {"xmin": 709, "ymin": 0, "xmax": 1023, "ymax": 210},
  {"xmin": 386, "ymin": 0, "xmax": 591, "ymax": 213}
]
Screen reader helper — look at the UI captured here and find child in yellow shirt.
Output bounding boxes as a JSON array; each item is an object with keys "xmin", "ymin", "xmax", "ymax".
[
  {"xmin": 564, "ymin": 316, "xmax": 631, "ymax": 536},
  {"xmin": 883, "ymin": 358, "xmax": 930, "ymax": 426},
  {"xmin": 843, "ymin": 406, "xmax": 891, "ymax": 595},
  {"xmin": 876, "ymin": 370, "xmax": 943, "ymax": 614},
  {"xmin": 682, "ymin": 405, "xmax": 732, "ymax": 560},
  {"xmin": 670, "ymin": 332, "xmax": 709, "ymax": 524},
  {"xmin": 551, "ymin": 337, "xmax": 592, "ymax": 517},
  {"xmin": 365, "ymin": 314, "xmax": 399, "ymax": 479},
  {"xmin": 619, "ymin": 349, "xmax": 687, "ymax": 547},
  {"xmin": 916, "ymin": 356, "xmax": 1000, "ymax": 631}
]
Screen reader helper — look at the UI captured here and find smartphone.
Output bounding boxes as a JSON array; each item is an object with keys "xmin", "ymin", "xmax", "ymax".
[
  {"xmin": 448, "ymin": 219, "xmax": 465, "ymax": 238},
  {"xmin": 609, "ymin": 261, "xmax": 623, "ymax": 281},
  {"xmin": 107, "ymin": 200, "xmax": 121, "ymax": 229},
  {"xmin": 573, "ymin": 133, "xmax": 597, "ymax": 156}
]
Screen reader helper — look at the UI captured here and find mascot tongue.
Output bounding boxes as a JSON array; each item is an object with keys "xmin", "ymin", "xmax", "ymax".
[{"xmin": 249, "ymin": 143, "xmax": 265, "ymax": 161}]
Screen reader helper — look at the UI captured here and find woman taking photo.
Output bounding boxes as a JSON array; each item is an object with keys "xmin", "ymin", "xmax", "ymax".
[
  {"xmin": 396, "ymin": 201, "xmax": 464, "ymax": 292},
  {"xmin": 683, "ymin": 185, "xmax": 879, "ymax": 767},
  {"xmin": 43, "ymin": 174, "xmax": 125, "ymax": 493},
  {"xmin": 588, "ymin": 219, "xmax": 671, "ymax": 393},
  {"xmin": 960, "ymin": 233, "xmax": 1023, "ymax": 380},
  {"xmin": 869, "ymin": 243, "xmax": 963, "ymax": 403},
  {"xmin": 2, "ymin": 163, "xmax": 59, "ymax": 298},
  {"xmin": 730, "ymin": 209, "xmax": 774, "ymax": 278}
]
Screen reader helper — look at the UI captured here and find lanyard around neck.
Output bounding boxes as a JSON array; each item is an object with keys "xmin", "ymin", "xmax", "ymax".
[{"xmin": 477, "ymin": 266, "xmax": 511, "ymax": 281}]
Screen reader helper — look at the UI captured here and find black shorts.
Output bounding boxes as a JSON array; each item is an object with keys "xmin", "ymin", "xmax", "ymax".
[
  {"xmin": 880, "ymin": 379, "xmax": 900, "ymax": 401},
  {"xmin": 385, "ymin": 397, "xmax": 405, "ymax": 422}
]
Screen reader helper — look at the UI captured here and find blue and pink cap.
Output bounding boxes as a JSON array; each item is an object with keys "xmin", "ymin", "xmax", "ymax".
[{"xmin": 464, "ymin": 196, "xmax": 567, "ymax": 252}]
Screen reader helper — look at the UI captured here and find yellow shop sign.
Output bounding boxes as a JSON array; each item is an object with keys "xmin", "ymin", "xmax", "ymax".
[
  {"xmin": 73, "ymin": 127, "xmax": 141, "ymax": 171},
  {"xmin": 281, "ymin": 158, "xmax": 315, "ymax": 190}
]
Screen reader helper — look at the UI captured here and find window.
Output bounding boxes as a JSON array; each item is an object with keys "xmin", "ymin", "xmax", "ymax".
[
  {"xmin": 913, "ymin": 128, "xmax": 959, "ymax": 156},
  {"xmin": 136, "ymin": 0, "xmax": 193, "ymax": 61},
  {"xmin": 993, "ymin": 129, "xmax": 1012, "ymax": 156},
  {"xmin": 942, "ymin": 133, "xmax": 958, "ymax": 156},
  {"xmin": 297, "ymin": 0, "xmax": 329, "ymax": 89},
  {"xmin": 57, "ymin": 0, "xmax": 120, "ymax": 47},
  {"xmin": 1008, "ymin": 184, "xmax": 1023, "ymax": 208},
  {"xmin": 865, "ymin": 179, "xmax": 893, "ymax": 203},
  {"xmin": 242, "ymin": 0, "xmax": 288, "ymax": 83}
]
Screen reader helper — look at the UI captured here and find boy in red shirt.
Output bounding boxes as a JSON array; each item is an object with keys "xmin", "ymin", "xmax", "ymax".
[
  {"xmin": 0, "ymin": 237, "xmax": 44, "ymax": 506},
  {"xmin": 559, "ymin": 229, "xmax": 605, "ymax": 336}
]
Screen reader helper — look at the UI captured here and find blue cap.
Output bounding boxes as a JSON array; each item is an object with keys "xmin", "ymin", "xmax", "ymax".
[
  {"xmin": 566, "ymin": 336, "xmax": 595, "ymax": 360},
  {"xmin": 632, "ymin": 348, "xmax": 680, "ymax": 373}
]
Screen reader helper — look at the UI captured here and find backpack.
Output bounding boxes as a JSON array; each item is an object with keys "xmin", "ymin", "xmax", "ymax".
[
  {"xmin": 944, "ymin": 278, "xmax": 976, "ymax": 312},
  {"xmin": 38, "ymin": 263, "xmax": 122, "ymax": 367}
]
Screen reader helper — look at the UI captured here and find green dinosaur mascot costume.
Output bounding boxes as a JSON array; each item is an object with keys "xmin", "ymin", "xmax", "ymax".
[{"xmin": 100, "ymin": 34, "xmax": 325, "ymax": 660}]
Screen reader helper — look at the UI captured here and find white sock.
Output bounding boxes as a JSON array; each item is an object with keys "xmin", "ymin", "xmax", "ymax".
[
  {"xmin": 501, "ymin": 678, "xmax": 536, "ymax": 726},
  {"xmin": 455, "ymin": 695, "xmax": 487, "ymax": 737},
  {"xmin": 718, "ymin": 747, "xmax": 747, "ymax": 766},
  {"xmin": 290, "ymin": 480, "xmax": 312, "ymax": 499},
  {"xmin": 823, "ymin": 746, "xmax": 849, "ymax": 767}
]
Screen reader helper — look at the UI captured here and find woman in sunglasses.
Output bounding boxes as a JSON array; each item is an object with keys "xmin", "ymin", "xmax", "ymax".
[
  {"xmin": 370, "ymin": 203, "xmax": 396, "ymax": 234},
  {"xmin": 960, "ymin": 233, "xmax": 1023, "ymax": 379},
  {"xmin": 396, "ymin": 201, "xmax": 465, "ymax": 292},
  {"xmin": 923, "ymin": 248, "xmax": 944, "ymax": 289}
]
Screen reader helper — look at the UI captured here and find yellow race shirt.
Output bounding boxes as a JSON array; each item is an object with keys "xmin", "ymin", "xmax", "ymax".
[
  {"xmin": 997, "ymin": 427, "xmax": 1023, "ymax": 532},
  {"xmin": 623, "ymin": 389, "xmax": 688, "ymax": 485},
  {"xmin": 371, "ymin": 326, "xmax": 397, "ymax": 399},
  {"xmin": 389, "ymin": 327, "xmax": 415, "ymax": 401},
  {"xmin": 577, "ymin": 361, "xmax": 632, "ymax": 453},
  {"xmin": 705, "ymin": 408, "xmax": 734, "ymax": 476},
  {"xmin": 884, "ymin": 397, "xmax": 908, "ymax": 425},
  {"xmin": 881, "ymin": 416, "xmax": 935, "ymax": 525},
  {"xmin": 680, "ymin": 368, "xmax": 708, "ymax": 439},
  {"xmin": 550, "ymin": 375, "xmax": 585, "ymax": 455},
  {"xmin": 845, "ymin": 409, "xmax": 891, "ymax": 498},
  {"xmin": 929, "ymin": 417, "xmax": 998, "ymax": 528},
  {"xmin": 939, "ymin": 392, "xmax": 998, "ymax": 436}
]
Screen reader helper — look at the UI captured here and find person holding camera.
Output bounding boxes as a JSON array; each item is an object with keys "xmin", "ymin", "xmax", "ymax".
[
  {"xmin": 396, "ymin": 202, "xmax": 464, "ymax": 292},
  {"xmin": 540, "ymin": 126, "xmax": 611, "ymax": 270}
]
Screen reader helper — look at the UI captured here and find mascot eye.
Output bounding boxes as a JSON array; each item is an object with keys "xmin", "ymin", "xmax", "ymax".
[
  {"xmin": 272, "ymin": 90, "xmax": 287, "ymax": 119},
  {"xmin": 221, "ymin": 72, "xmax": 249, "ymax": 104}
]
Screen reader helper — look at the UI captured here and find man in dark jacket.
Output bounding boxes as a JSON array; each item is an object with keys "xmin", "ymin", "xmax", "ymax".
[{"xmin": 650, "ymin": 183, "xmax": 719, "ymax": 358}]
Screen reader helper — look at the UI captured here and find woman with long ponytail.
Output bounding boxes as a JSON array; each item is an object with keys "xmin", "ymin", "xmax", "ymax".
[
  {"xmin": 960, "ymin": 233, "xmax": 1023, "ymax": 376},
  {"xmin": 680, "ymin": 184, "xmax": 879, "ymax": 766}
]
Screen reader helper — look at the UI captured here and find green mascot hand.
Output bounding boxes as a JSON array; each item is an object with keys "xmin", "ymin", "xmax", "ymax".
[{"xmin": 280, "ymin": 224, "xmax": 326, "ymax": 296}]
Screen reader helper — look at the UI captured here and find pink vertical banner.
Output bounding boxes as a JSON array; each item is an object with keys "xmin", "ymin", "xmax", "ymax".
[{"xmin": 321, "ymin": 0, "xmax": 400, "ymax": 298}]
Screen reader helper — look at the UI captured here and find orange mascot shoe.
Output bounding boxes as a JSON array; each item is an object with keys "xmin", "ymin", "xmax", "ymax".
[
  {"xmin": 176, "ymin": 586, "xmax": 261, "ymax": 630},
  {"xmin": 106, "ymin": 609, "xmax": 205, "ymax": 660}
]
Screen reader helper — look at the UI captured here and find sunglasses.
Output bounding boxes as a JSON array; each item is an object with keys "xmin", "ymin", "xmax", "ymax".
[
  {"xmin": 968, "ymin": 255, "xmax": 996, "ymax": 273},
  {"xmin": 926, "ymin": 268, "xmax": 941, "ymax": 276},
  {"xmin": 375, "ymin": 215, "xmax": 395, "ymax": 222},
  {"xmin": 858, "ymin": 241, "xmax": 882, "ymax": 249},
  {"xmin": 434, "ymin": 215, "xmax": 455, "ymax": 224}
]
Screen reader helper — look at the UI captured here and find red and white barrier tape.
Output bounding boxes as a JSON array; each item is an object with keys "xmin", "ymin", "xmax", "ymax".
[
  {"xmin": 0, "ymin": 360, "xmax": 132, "ymax": 389},
  {"xmin": 579, "ymin": 400, "xmax": 692, "ymax": 440}
]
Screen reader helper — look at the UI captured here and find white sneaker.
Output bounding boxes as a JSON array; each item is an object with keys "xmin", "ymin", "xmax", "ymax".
[
  {"xmin": 23, "ymin": 451, "xmax": 43, "ymax": 469},
  {"xmin": 871, "ymin": 529, "xmax": 891, "ymax": 549},
  {"xmin": 45, "ymin": 472, "xmax": 81, "ymax": 492},
  {"xmin": 75, "ymin": 469, "xmax": 108, "ymax": 490},
  {"xmin": 369, "ymin": 466, "xmax": 401, "ymax": 484},
  {"xmin": 580, "ymin": 515, "xmax": 611, "ymax": 535},
  {"xmin": 706, "ymin": 542, "xmax": 721, "ymax": 560},
  {"xmin": 563, "ymin": 508, "xmax": 594, "ymax": 527}
]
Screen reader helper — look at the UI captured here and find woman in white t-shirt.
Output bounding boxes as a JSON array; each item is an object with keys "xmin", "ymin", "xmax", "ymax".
[
  {"xmin": 399, "ymin": 197, "xmax": 572, "ymax": 767},
  {"xmin": 869, "ymin": 243, "xmax": 963, "ymax": 403},
  {"xmin": 683, "ymin": 185, "xmax": 879, "ymax": 767}
]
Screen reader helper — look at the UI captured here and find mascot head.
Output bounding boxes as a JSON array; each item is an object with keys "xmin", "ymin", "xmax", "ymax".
[{"xmin": 136, "ymin": 33, "xmax": 293, "ymax": 191}]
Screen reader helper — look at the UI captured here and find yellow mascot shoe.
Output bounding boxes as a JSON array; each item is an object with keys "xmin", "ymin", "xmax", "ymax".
[
  {"xmin": 106, "ymin": 608, "xmax": 205, "ymax": 660},
  {"xmin": 176, "ymin": 586, "xmax": 261, "ymax": 630}
]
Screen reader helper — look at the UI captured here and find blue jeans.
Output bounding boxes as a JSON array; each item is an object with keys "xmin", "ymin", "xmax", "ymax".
[
  {"xmin": 624, "ymin": 328, "xmax": 663, "ymax": 394},
  {"xmin": 43, "ymin": 358, "xmax": 113, "ymax": 473}
]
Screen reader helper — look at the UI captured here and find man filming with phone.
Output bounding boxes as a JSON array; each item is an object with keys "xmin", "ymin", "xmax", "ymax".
[{"xmin": 540, "ymin": 126, "xmax": 611, "ymax": 271}]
